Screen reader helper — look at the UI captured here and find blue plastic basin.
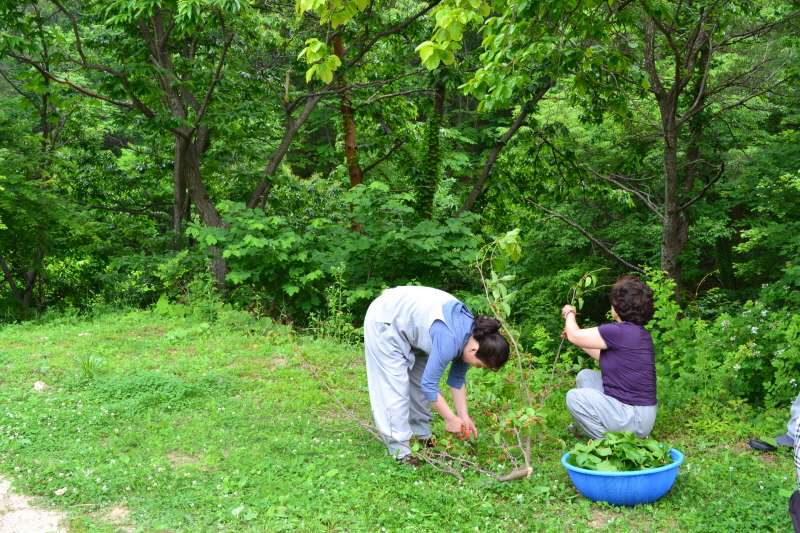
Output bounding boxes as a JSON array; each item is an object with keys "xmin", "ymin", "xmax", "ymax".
[{"xmin": 561, "ymin": 448, "xmax": 683, "ymax": 506}]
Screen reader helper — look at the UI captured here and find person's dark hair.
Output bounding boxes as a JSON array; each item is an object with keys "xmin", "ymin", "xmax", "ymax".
[
  {"xmin": 472, "ymin": 316, "xmax": 510, "ymax": 369},
  {"xmin": 610, "ymin": 275, "xmax": 654, "ymax": 325}
]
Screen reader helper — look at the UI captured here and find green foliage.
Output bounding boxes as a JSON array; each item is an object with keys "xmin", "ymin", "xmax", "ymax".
[
  {"xmin": 567, "ymin": 432, "xmax": 673, "ymax": 472},
  {"xmin": 415, "ymin": 0, "xmax": 489, "ymax": 70},
  {"xmin": 297, "ymin": 38, "xmax": 342, "ymax": 84},
  {"xmin": 186, "ymin": 181, "xmax": 480, "ymax": 321},
  {"xmin": 646, "ymin": 267, "xmax": 800, "ymax": 408},
  {"xmin": 307, "ymin": 264, "xmax": 361, "ymax": 344}
]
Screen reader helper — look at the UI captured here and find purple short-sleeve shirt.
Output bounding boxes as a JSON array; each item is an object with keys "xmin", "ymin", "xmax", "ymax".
[{"xmin": 597, "ymin": 322, "xmax": 657, "ymax": 406}]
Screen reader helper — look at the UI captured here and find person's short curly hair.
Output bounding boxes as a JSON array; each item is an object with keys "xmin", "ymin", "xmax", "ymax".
[{"xmin": 610, "ymin": 275, "xmax": 654, "ymax": 325}]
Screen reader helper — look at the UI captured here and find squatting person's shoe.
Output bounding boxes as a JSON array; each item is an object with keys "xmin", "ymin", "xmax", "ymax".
[{"xmin": 776, "ymin": 433, "xmax": 795, "ymax": 447}]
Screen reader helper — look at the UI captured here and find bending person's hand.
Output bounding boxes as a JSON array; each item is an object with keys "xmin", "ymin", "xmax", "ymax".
[
  {"xmin": 462, "ymin": 415, "xmax": 478, "ymax": 440},
  {"xmin": 561, "ymin": 304, "xmax": 576, "ymax": 320},
  {"xmin": 444, "ymin": 414, "xmax": 466, "ymax": 437}
]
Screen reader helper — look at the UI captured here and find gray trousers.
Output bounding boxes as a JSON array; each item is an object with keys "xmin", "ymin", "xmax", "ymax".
[
  {"xmin": 364, "ymin": 312, "xmax": 432, "ymax": 459},
  {"xmin": 566, "ymin": 369, "xmax": 657, "ymax": 439}
]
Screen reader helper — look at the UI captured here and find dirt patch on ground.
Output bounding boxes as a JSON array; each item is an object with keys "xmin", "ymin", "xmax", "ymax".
[
  {"xmin": 758, "ymin": 452, "xmax": 778, "ymax": 464},
  {"xmin": 102, "ymin": 504, "xmax": 134, "ymax": 532},
  {"xmin": 588, "ymin": 507, "xmax": 619, "ymax": 529},
  {"xmin": 0, "ymin": 477, "xmax": 66, "ymax": 533},
  {"xmin": 228, "ymin": 356, "xmax": 288, "ymax": 379},
  {"xmin": 167, "ymin": 451, "xmax": 201, "ymax": 468}
]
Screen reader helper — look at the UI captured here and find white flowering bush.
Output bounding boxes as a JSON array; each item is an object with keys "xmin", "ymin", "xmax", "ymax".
[{"xmin": 647, "ymin": 267, "xmax": 800, "ymax": 408}]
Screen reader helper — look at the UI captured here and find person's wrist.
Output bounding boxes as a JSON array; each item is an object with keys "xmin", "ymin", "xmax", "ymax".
[{"xmin": 563, "ymin": 309, "xmax": 576, "ymax": 320}]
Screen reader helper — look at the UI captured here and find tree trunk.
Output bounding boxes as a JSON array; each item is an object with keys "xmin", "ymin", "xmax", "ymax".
[
  {"xmin": 177, "ymin": 135, "xmax": 228, "ymax": 287},
  {"xmin": 173, "ymin": 139, "xmax": 189, "ymax": 233},
  {"xmin": 659, "ymin": 111, "xmax": 688, "ymax": 292},
  {"xmin": 0, "ymin": 248, "xmax": 43, "ymax": 319},
  {"xmin": 332, "ymin": 35, "xmax": 363, "ymax": 188}
]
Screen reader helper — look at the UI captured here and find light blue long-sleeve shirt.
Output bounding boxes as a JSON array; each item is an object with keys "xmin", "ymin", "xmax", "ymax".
[{"xmin": 420, "ymin": 299, "xmax": 474, "ymax": 402}]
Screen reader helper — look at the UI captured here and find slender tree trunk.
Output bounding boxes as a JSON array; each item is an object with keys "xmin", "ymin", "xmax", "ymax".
[
  {"xmin": 419, "ymin": 80, "xmax": 445, "ymax": 217},
  {"xmin": 459, "ymin": 82, "xmax": 552, "ymax": 214},
  {"xmin": 173, "ymin": 139, "xmax": 188, "ymax": 233},
  {"xmin": 40, "ymin": 79, "xmax": 50, "ymax": 154},
  {"xmin": 332, "ymin": 35, "xmax": 363, "ymax": 188},
  {"xmin": 659, "ymin": 109, "xmax": 688, "ymax": 291}
]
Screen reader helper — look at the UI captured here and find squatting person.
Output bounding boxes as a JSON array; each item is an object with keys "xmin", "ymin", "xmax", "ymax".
[{"xmin": 561, "ymin": 275, "xmax": 657, "ymax": 439}]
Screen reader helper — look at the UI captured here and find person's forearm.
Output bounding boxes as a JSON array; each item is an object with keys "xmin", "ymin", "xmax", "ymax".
[
  {"xmin": 564, "ymin": 312, "xmax": 580, "ymax": 340},
  {"xmin": 431, "ymin": 393, "xmax": 457, "ymax": 422},
  {"xmin": 451, "ymin": 385, "xmax": 468, "ymax": 418}
]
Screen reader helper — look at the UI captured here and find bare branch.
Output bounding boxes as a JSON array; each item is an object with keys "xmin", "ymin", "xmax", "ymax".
[
  {"xmin": 355, "ymin": 88, "xmax": 432, "ymax": 110},
  {"xmin": 717, "ymin": 12, "xmax": 800, "ymax": 48},
  {"xmin": 0, "ymin": 69, "xmax": 40, "ymax": 108},
  {"xmin": 529, "ymin": 202, "xmax": 643, "ymax": 272},
  {"xmin": 362, "ymin": 138, "xmax": 405, "ymax": 175},
  {"xmin": 6, "ymin": 52, "xmax": 144, "ymax": 112},
  {"xmin": 676, "ymin": 43, "xmax": 711, "ymax": 127},
  {"xmin": 197, "ymin": 25, "xmax": 234, "ymax": 124},
  {"xmin": 680, "ymin": 162, "xmax": 724, "ymax": 210},
  {"xmin": 248, "ymin": 94, "xmax": 324, "ymax": 208}
]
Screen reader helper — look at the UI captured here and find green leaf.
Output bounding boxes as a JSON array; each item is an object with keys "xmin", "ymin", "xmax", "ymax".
[{"xmin": 283, "ymin": 284, "xmax": 300, "ymax": 296}]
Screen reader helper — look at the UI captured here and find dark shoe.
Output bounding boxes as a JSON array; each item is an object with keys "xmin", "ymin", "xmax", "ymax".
[
  {"xmin": 566, "ymin": 423, "xmax": 582, "ymax": 438},
  {"xmin": 776, "ymin": 433, "xmax": 795, "ymax": 448},
  {"xmin": 397, "ymin": 454, "xmax": 421, "ymax": 467},
  {"xmin": 412, "ymin": 436, "xmax": 436, "ymax": 449},
  {"xmin": 748, "ymin": 438, "xmax": 778, "ymax": 452}
]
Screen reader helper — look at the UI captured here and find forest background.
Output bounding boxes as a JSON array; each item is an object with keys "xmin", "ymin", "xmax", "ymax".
[{"xmin": 1, "ymin": 0, "xmax": 800, "ymax": 419}]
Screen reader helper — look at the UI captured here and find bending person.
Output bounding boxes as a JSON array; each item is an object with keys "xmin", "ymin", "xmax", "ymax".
[
  {"xmin": 561, "ymin": 275, "xmax": 657, "ymax": 439},
  {"xmin": 363, "ymin": 286, "xmax": 510, "ymax": 462}
]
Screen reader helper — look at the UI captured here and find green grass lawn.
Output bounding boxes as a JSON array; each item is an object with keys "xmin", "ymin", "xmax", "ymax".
[{"xmin": 0, "ymin": 306, "xmax": 795, "ymax": 532}]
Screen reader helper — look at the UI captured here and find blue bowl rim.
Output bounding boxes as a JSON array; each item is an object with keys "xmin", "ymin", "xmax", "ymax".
[{"xmin": 561, "ymin": 448, "xmax": 684, "ymax": 477}]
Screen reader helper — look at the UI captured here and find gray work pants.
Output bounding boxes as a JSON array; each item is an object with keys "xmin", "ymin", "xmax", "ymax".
[
  {"xmin": 364, "ymin": 310, "xmax": 432, "ymax": 459},
  {"xmin": 566, "ymin": 369, "xmax": 657, "ymax": 440}
]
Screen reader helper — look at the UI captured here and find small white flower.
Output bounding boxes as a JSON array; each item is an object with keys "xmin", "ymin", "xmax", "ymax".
[
  {"xmin": 733, "ymin": 364, "xmax": 741, "ymax": 371},
  {"xmin": 54, "ymin": 487, "xmax": 67, "ymax": 496},
  {"xmin": 761, "ymin": 309, "xmax": 768, "ymax": 317},
  {"xmin": 751, "ymin": 326, "xmax": 758, "ymax": 334}
]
